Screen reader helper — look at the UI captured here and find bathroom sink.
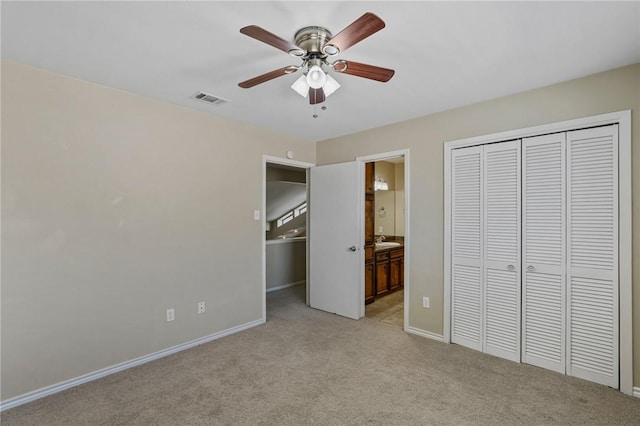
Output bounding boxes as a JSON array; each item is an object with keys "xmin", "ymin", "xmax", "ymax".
[{"xmin": 375, "ymin": 242, "xmax": 401, "ymax": 249}]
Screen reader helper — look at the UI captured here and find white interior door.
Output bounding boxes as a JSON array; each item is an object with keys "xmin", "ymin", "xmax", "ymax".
[{"xmin": 309, "ymin": 161, "xmax": 363, "ymax": 320}]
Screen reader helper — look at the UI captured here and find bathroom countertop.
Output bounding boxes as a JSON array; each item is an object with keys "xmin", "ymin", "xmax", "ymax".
[{"xmin": 374, "ymin": 243, "xmax": 404, "ymax": 252}]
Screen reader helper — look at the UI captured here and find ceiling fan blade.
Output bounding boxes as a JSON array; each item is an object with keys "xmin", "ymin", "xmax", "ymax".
[
  {"xmin": 238, "ymin": 66, "xmax": 294, "ymax": 88},
  {"xmin": 309, "ymin": 88, "xmax": 325, "ymax": 105},
  {"xmin": 240, "ymin": 25, "xmax": 303, "ymax": 55},
  {"xmin": 334, "ymin": 60, "xmax": 395, "ymax": 82},
  {"xmin": 323, "ymin": 12, "xmax": 385, "ymax": 54}
]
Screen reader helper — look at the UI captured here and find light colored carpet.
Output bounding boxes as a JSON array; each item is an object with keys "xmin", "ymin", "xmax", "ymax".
[{"xmin": 3, "ymin": 285, "xmax": 639, "ymax": 425}]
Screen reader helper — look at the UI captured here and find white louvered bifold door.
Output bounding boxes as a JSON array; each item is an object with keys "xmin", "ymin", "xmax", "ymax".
[
  {"xmin": 482, "ymin": 141, "xmax": 521, "ymax": 362},
  {"xmin": 522, "ymin": 133, "xmax": 566, "ymax": 373},
  {"xmin": 566, "ymin": 125, "xmax": 619, "ymax": 388},
  {"xmin": 451, "ymin": 146, "xmax": 483, "ymax": 351}
]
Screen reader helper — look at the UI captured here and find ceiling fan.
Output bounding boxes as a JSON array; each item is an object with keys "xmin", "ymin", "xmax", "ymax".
[{"xmin": 238, "ymin": 12, "xmax": 395, "ymax": 105}]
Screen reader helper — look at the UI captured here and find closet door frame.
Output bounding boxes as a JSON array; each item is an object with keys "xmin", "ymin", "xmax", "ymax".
[{"xmin": 443, "ymin": 110, "xmax": 632, "ymax": 396}]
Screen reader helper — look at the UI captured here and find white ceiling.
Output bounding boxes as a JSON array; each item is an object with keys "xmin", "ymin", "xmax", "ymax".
[{"xmin": 2, "ymin": 1, "xmax": 639, "ymax": 142}]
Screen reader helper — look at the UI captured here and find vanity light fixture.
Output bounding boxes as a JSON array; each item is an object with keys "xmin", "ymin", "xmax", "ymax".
[{"xmin": 374, "ymin": 177, "xmax": 389, "ymax": 191}]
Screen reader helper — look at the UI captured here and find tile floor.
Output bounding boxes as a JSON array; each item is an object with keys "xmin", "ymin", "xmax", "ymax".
[{"xmin": 365, "ymin": 289, "xmax": 404, "ymax": 328}]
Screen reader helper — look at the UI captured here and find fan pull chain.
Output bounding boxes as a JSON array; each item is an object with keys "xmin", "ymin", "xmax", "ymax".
[{"xmin": 313, "ymin": 105, "xmax": 327, "ymax": 119}]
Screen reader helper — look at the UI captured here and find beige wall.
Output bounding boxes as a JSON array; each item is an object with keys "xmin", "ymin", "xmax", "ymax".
[
  {"xmin": 2, "ymin": 59, "xmax": 638, "ymax": 401},
  {"xmin": 317, "ymin": 64, "xmax": 640, "ymax": 386},
  {"xmin": 395, "ymin": 163, "xmax": 405, "ymax": 237},
  {"xmin": 265, "ymin": 240, "xmax": 306, "ymax": 290},
  {"xmin": 265, "ymin": 167, "xmax": 306, "ymax": 183},
  {"xmin": 0, "ymin": 61, "xmax": 315, "ymax": 400}
]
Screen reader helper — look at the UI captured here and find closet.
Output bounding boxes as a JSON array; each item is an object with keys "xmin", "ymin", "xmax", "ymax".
[{"xmin": 450, "ymin": 124, "xmax": 619, "ymax": 389}]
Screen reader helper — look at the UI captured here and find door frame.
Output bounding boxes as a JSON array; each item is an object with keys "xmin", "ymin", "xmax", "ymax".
[
  {"xmin": 356, "ymin": 149, "xmax": 411, "ymax": 332},
  {"xmin": 262, "ymin": 155, "xmax": 315, "ymax": 321},
  {"xmin": 443, "ymin": 110, "xmax": 632, "ymax": 395}
]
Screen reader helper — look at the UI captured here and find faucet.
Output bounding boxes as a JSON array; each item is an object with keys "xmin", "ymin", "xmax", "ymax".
[{"xmin": 376, "ymin": 235, "xmax": 386, "ymax": 244}]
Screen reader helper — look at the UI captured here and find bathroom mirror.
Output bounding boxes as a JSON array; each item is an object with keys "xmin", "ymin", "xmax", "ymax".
[{"xmin": 374, "ymin": 160, "xmax": 405, "ymax": 238}]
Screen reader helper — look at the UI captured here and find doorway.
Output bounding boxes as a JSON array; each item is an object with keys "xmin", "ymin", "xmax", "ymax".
[
  {"xmin": 262, "ymin": 156, "xmax": 314, "ymax": 321},
  {"xmin": 261, "ymin": 151, "xmax": 409, "ymax": 327},
  {"xmin": 357, "ymin": 150, "xmax": 409, "ymax": 330}
]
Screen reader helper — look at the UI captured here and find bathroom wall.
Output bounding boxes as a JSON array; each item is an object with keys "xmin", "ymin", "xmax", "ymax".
[
  {"xmin": 374, "ymin": 160, "xmax": 404, "ymax": 238},
  {"xmin": 395, "ymin": 163, "xmax": 405, "ymax": 237}
]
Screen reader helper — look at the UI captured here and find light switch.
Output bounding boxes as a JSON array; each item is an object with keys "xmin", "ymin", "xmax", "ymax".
[
  {"xmin": 423, "ymin": 297, "xmax": 430, "ymax": 308},
  {"xmin": 254, "ymin": 210, "xmax": 260, "ymax": 221}
]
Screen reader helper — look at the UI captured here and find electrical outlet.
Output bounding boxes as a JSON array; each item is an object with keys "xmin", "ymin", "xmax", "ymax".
[
  {"xmin": 422, "ymin": 297, "xmax": 430, "ymax": 309},
  {"xmin": 166, "ymin": 308, "xmax": 175, "ymax": 322},
  {"xmin": 198, "ymin": 301, "xmax": 205, "ymax": 314}
]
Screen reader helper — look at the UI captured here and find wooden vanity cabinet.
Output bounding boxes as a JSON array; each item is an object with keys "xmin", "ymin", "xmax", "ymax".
[
  {"xmin": 365, "ymin": 161, "xmax": 374, "ymax": 194},
  {"xmin": 365, "ymin": 262, "xmax": 374, "ymax": 303},
  {"xmin": 389, "ymin": 248, "xmax": 403, "ymax": 291},
  {"xmin": 364, "ymin": 246, "xmax": 375, "ymax": 304},
  {"xmin": 365, "ymin": 197, "xmax": 374, "ymax": 243},
  {"xmin": 375, "ymin": 251, "xmax": 390, "ymax": 296},
  {"xmin": 364, "ymin": 162, "xmax": 376, "ymax": 304},
  {"xmin": 373, "ymin": 246, "xmax": 404, "ymax": 300}
]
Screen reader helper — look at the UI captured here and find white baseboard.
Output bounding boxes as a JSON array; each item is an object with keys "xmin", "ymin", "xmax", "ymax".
[
  {"xmin": 633, "ymin": 387, "xmax": 640, "ymax": 398},
  {"xmin": 405, "ymin": 326, "xmax": 444, "ymax": 342},
  {"xmin": 0, "ymin": 318, "xmax": 265, "ymax": 412},
  {"xmin": 266, "ymin": 280, "xmax": 305, "ymax": 293}
]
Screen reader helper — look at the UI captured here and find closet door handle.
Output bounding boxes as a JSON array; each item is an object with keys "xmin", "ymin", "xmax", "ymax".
[
  {"xmin": 527, "ymin": 265, "xmax": 535, "ymax": 272},
  {"xmin": 507, "ymin": 265, "xmax": 515, "ymax": 271},
  {"xmin": 348, "ymin": 246, "xmax": 357, "ymax": 252}
]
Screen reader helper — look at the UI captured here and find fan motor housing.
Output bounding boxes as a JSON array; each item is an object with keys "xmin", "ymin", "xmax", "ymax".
[{"xmin": 294, "ymin": 26, "xmax": 332, "ymax": 57}]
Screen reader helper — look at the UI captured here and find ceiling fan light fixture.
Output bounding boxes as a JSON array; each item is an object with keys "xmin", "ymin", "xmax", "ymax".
[
  {"xmin": 291, "ymin": 75, "xmax": 309, "ymax": 97},
  {"xmin": 306, "ymin": 65, "xmax": 326, "ymax": 89},
  {"xmin": 323, "ymin": 74, "xmax": 340, "ymax": 97},
  {"xmin": 288, "ymin": 48, "xmax": 305, "ymax": 57},
  {"xmin": 322, "ymin": 44, "xmax": 340, "ymax": 56},
  {"xmin": 333, "ymin": 60, "xmax": 348, "ymax": 73}
]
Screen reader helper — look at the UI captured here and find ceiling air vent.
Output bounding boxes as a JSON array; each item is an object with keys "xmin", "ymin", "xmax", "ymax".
[{"xmin": 191, "ymin": 91, "xmax": 228, "ymax": 106}]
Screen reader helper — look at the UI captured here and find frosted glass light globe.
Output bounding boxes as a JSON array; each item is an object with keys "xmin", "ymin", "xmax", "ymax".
[{"xmin": 306, "ymin": 65, "xmax": 326, "ymax": 89}]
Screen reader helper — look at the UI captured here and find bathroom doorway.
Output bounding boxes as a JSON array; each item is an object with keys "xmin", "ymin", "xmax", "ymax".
[{"xmin": 358, "ymin": 151, "xmax": 408, "ymax": 330}]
